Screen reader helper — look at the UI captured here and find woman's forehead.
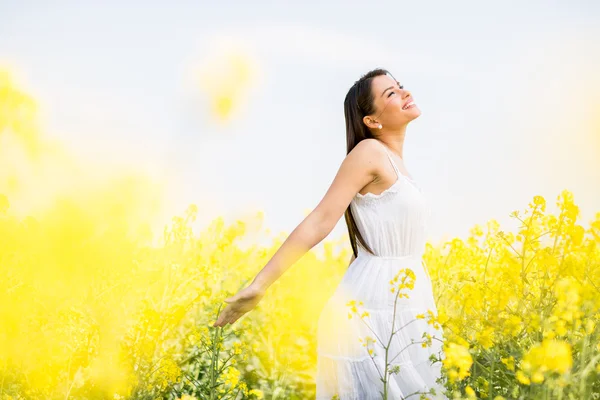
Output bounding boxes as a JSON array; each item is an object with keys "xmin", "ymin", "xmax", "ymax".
[
  {"xmin": 371, "ymin": 74, "xmax": 400, "ymax": 98},
  {"xmin": 373, "ymin": 74, "xmax": 397, "ymax": 87}
]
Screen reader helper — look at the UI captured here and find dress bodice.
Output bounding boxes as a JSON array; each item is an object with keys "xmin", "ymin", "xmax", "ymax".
[{"xmin": 350, "ymin": 143, "xmax": 431, "ymax": 258}]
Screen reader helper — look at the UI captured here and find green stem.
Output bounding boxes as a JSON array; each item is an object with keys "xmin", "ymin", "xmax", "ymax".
[{"xmin": 578, "ymin": 333, "xmax": 589, "ymax": 395}]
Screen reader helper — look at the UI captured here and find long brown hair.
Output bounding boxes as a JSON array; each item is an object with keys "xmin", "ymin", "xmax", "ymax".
[{"xmin": 343, "ymin": 68, "xmax": 393, "ymax": 258}]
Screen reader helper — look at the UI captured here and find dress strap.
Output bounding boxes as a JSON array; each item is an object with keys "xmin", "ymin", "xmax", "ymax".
[{"xmin": 379, "ymin": 142, "xmax": 401, "ymax": 178}]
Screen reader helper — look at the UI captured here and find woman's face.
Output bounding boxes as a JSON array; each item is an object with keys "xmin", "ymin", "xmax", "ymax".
[{"xmin": 368, "ymin": 74, "xmax": 420, "ymax": 129}]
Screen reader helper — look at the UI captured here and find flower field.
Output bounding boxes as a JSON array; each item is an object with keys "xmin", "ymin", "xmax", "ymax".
[{"xmin": 1, "ymin": 70, "xmax": 599, "ymax": 399}]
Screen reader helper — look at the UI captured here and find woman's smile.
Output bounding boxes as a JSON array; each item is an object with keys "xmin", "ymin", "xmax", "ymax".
[{"xmin": 402, "ymin": 98, "xmax": 416, "ymax": 110}]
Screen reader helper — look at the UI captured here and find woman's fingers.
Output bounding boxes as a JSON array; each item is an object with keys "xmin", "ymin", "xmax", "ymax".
[
  {"xmin": 213, "ymin": 309, "xmax": 245, "ymax": 327},
  {"xmin": 225, "ymin": 312, "xmax": 243, "ymax": 326},
  {"xmin": 213, "ymin": 291, "xmax": 253, "ymax": 326},
  {"xmin": 227, "ymin": 312, "xmax": 239, "ymax": 325},
  {"xmin": 214, "ymin": 306, "xmax": 238, "ymax": 327},
  {"xmin": 214, "ymin": 309, "xmax": 231, "ymax": 327}
]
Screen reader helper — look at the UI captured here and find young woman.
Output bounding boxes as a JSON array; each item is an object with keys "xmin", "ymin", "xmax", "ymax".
[{"xmin": 213, "ymin": 68, "xmax": 447, "ymax": 399}]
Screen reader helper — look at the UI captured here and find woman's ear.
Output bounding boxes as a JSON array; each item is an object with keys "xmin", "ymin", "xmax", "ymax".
[{"xmin": 362, "ymin": 115, "xmax": 377, "ymax": 129}]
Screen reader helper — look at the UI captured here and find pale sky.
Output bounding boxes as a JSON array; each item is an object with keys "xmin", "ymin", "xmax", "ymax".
[{"xmin": 1, "ymin": 0, "xmax": 599, "ymax": 249}]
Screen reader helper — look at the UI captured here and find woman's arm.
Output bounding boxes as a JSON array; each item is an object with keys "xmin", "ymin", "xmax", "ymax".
[
  {"xmin": 213, "ymin": 139, "xmax": 384, "ymax": 327},
  {"xmin": 249, "ymin": 140, "xmax": 381, "ymax": 293}
]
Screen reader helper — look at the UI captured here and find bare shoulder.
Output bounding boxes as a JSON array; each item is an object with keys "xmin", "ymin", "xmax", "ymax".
[
  {"xmin": 346, "ymin": 138, "xmax": 387, "ymax": 170},
  {"xmin": 349, "ymin": 138, "xmax": 385, "ymax": 157}
]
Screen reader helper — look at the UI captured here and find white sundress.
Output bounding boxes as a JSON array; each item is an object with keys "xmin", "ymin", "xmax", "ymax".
[{"xmin": 315, "ymin": 142, "xmax": 447, "ymax": 400}]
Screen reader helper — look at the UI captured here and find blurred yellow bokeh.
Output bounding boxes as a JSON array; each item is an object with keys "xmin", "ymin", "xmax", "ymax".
[{"xmin": 197, "ymin": 49, "xmax": 258, "ymax": 123}]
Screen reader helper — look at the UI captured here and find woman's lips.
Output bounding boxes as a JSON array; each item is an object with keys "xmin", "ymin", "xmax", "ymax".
[{"xmin": 402, "ymin": 100, "xmax": 416, "ymax": 110}]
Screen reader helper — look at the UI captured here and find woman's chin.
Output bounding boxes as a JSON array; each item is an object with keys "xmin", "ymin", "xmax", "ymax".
[{"xmin": 407, "ymin": 107, "xmax": 422, "ymax": 120}]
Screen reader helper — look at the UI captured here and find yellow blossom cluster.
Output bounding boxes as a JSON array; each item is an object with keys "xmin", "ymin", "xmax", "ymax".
[
  {"xmin": 442, "ymin": 342, "xmax": 473, "ymax": 383},
  {"xmin": 390, "ymin": 267, "xmax": 416, "ymax": 297},
  {"xmin": 517, "ymin": 339, "xmax": 573, "ymax": 384}
]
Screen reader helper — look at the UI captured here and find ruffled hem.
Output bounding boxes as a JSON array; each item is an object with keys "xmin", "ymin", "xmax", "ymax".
[
  {"xmin": 316, "ymin": 296, "xmax": 446, "ymax": 399},
  {"xmin": 315, "ymin": 351, "xmax": 447, "ymax": 400}
]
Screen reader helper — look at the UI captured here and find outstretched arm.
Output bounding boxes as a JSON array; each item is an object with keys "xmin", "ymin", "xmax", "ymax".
[{"xmin": 213, "ymin": 139, "xmax": 384, "ymax": 327}]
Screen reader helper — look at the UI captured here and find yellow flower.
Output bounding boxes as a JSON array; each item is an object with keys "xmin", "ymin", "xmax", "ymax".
[
  {"xmin": 232, "ymin": 341, "xmax": 243, "ymax": 355},
  {"xmin": 248, "ymin": 389, "xmax": 264, "ymax": 399},
  {"xmin": 238, "ymin": 382, "xmax": 248, "ymax": 396},
  {"xmin": 442, "ymin": 342, "xmax": 472, "ymax": 383},
  {"xmin": 476, "ymin": 326, "xmax": 495, "ymax": 350},
  {"xmin": 222, "ymin": 367, "xmax": 241, "ymax": 387},
  {"xmin": 465, "ymin": 386, "xmax": 476, "ymax": 397},
  {"xmin": 531, "ymin": 371, "xmax": 545, "ymax": 384},
  {"xmin": 500, "ymin": 356, "xmax": 515, "ymax": 371},
  {"xmin": 521, "ymin": 338, "xmax": 573, "ymax": 379},
  {"xmin": 585, "ymin": 319, "xmax": 595, "ymax": 335},
  {"xmin": 516, "ymin": 370, "xmax": 530, "ymax": 385}
]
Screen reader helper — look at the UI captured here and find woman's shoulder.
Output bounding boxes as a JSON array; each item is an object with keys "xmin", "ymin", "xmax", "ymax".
[{"xmin": 350, "ymin": 138, "xmax": 386, "ymax": 157}]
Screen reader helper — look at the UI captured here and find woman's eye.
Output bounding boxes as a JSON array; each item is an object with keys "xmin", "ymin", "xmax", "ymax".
[{"xmin": 388, "ymin": 91, "xmax": 395, "ymax": 97}]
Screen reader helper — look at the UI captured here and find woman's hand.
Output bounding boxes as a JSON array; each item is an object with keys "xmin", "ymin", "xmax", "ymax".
[{"xmin": 213, "ymin": 284, "xmax": 266, "ymax": 327}]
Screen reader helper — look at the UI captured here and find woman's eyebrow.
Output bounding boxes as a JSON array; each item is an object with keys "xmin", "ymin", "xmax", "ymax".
[
  {"xmin": 380, "ymin": 82, "xmax": 403, "ymax": 97},
  {"xmin": 381, "ymin": 86, "xmax": 395, "ymax": 97}
]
